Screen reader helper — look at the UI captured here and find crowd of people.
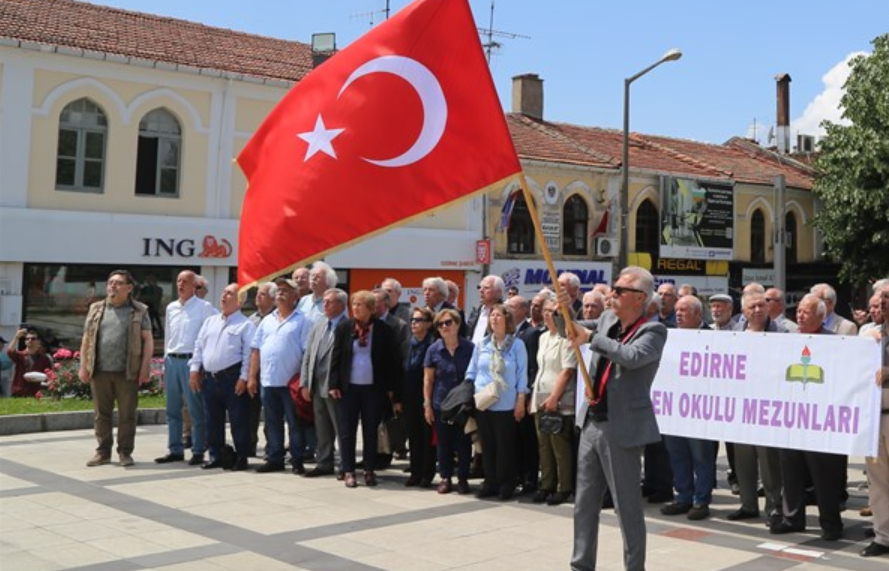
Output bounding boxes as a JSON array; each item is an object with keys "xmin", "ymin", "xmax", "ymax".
[{"xmin": 11, "ymin": 263, "xmax": 885, "ymax": 567}]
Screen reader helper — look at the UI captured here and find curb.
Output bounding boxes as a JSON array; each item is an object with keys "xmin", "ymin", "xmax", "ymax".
[{"xmin": 0, "ymin": 409, "xmax": 167, "ymax": 436}]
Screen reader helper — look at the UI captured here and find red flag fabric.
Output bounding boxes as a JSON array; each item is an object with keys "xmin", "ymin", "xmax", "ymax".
[{"xmin": 237, "ymin": 0, "xmax": 521, "ymax": 288}]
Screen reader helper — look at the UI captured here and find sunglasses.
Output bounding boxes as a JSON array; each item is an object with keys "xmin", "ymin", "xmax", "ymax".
[
  {"xmin": 613, "ymin": 286, "xmax": 644, "ymax": 296},
  {"xmin": 436, "ymin": 319, "xmax": 455, "ymax": 329},
  {"xmin": 410, "ymin": 317, "xmax": 430, "ymax": 323}
]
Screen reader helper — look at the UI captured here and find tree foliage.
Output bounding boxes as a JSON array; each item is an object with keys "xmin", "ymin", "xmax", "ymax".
[{"xmin": 812, "ymin": 33, "xmax": 889, "ymax": 286}]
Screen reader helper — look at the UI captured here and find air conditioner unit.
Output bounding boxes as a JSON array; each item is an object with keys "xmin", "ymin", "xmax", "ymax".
[
  {"xmin": 797, "ymin": 134, "xmax": 815, "ymax": 153},
  {"xmin": 595, "ymin": 237, "xmax": 618, "ymax": 258}
]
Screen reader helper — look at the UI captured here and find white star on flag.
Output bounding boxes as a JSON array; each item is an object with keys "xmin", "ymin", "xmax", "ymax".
[{"xmin": 297, "ymin": 115, "xmax": 345, "ymax": 161}]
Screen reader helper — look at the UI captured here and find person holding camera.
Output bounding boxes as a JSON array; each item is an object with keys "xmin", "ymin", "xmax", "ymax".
[{"xmin": 6, "ymin": 327, "xmax": 52, "ymax": 397}]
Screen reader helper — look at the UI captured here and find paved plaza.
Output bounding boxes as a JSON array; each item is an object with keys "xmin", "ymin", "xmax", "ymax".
[{"xmin": 0, "ymin": 424, "xmax": 883, "ymax": 571}]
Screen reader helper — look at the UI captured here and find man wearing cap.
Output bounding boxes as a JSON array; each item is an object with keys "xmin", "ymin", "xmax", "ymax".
[
  {"xmin": 709, "ymin": 294, "xmax": 735, "ymax": 331},
  {"xmin": 156, "ymin": 270, "xmax": 217, "ymax": 465},
  {"xmin": 249, "ymin": 277, "xmax": 312, "ymax": 474}
]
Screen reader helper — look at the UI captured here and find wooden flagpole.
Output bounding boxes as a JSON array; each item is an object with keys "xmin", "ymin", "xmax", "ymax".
[{"xmin": 515, "ymin": 174, "xmax": 595, "ymax": 398}]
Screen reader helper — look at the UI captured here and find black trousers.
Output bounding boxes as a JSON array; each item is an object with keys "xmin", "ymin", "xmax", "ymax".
[
  {"xmin": 402, "ymin": 385, "xmax": 436, "ymax": 481},
  {"xmin": 516, "ymin": 412, "xmax": 539, "ymax": 488},
  {"xmin": 476, "ymin": 410, "xmax": 518, "ymax": 491},
  {"xmin": 779, "ymin": 448, "xmax": 846, "ymax": 533},
  {"xmin": 643, "ymin": 436, "xmax": 674, "ymax": 494}
]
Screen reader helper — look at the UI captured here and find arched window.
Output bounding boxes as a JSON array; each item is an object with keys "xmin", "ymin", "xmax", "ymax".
[
  {"xmin": 750, "ymin": 209, "xmax": 766, "ymax": 264},
  {"xmin": 562, "ymin": 195, "xmax": 589, "ymax": 255},
  {"xmin": 136, "ymin": 108, "xmax": 181, "ymax": 196},
  {"xmin": 507, "ymin": 193, "xmax": 535, "ymax": 254},
  {"xmin": 634, "ymin": 199, "xmax": 659, "ymax": 257},
  {"xmin": 785, "ymin": 211, "xmax": 797, "ymax": 265},
  {"xmin": 56, "ymin": 98, "xmax": 107, "ymax": 191}
]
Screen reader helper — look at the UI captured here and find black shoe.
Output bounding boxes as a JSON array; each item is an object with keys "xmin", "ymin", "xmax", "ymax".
[
  {"xmin": 336, "ymin": 471, "xmax": 345, "ymax": 481},
  {"xmin": 498, "ymin": 484, "xmax": 515, "ymax": 501},
  {"xmin": 419, "ymin": 478, "xmax": 433, "ymax": 489},
  {"xmin": 727, "ymin": 508, "xmax": 759, "ymax": 521},
  {"xmin": 821, "ymin": 528, "xmax": 843, "ymax": 541},
  {"xmin": 770, "ymin": 520, "xmax": 805, "ymax": 535},
  {"xmin": 405, "ymin": 475, "xmax": 421, "ymax": 487},
  {"xmin": 232, "ymin": 458, "xmax": 249, "ymax": 471},
  {"xmin": 477, "ymin": 486, "xmax": 497, "ymax": 499},
  {"xmin": 687, "ymin": 504, "xmax": 710, "ymax": 521},
  {"xmin": 305, "ymin": 467, "xmax": 334, "ymax": 478},
  {"xmin": 861, "ymin": 542, "xmax": 889, "ymax": 557},
  {"xmin": 457, "ymin": 479, "xmax": 471, "ymax": 495},
  {"xmin": 547, "ymin": 492, "xmax": 569, "ymax": 506},
  {"xmin": 183, "ymin": 436, "xmax": 193, "ymax": 449},
  {"xmin": 520, "ymin": 483, "xmax": 538, "ymax": 496},
  {"xmin": 865, "ymin": 526, "xmax": 876, "ymax": 538},
  {"xmin": 187, "ymin": 454, "xmax": 205, "ymax": 466},
  {"xmin": 647, "ymin": 490, "xmax": 673, "ymax": 504},
  {"xmin": 660, "ymin": 502, "xmax": 692, "ymax": 516},
  {"xmin": 292, "ymin": 464, "xmax": 306, "ymax": 475},
  {"xmin": 255, "ymin": 461, "xmax": 285, "ymax": 473},
  {"xmin": 201, "ymin": 459, "xmax": 223, "ymax": 470},
  {"xmin": 533, "ymin": 489, "xmax": 551, "ymax": 504},
  {"xmin": 154, "ymin": 453, "xmax": 185, "ymax": 464}
]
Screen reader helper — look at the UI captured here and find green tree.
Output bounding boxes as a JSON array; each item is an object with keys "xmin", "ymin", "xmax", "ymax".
[{"xmin": 812, "ymin": 33, "xmax": 889, "ymax": 285}]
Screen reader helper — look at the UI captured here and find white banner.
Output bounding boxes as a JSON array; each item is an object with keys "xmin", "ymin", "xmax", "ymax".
[{"xmin": 651, "ymin": 329, "xmax": 883, "ymax": 456}]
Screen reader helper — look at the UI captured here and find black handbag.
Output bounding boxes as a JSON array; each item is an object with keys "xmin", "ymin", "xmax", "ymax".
[{"xmin": 538, "ymin": 412, "xmax": 564, "ymax": 435}]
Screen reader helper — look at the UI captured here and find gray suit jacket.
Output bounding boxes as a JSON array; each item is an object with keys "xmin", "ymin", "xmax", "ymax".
[
  {"xmin": 300, "ymin": 318, "xmax": 336, "ymax": 395},
  {"xmin": 827, "ymin": 313, "xmax": 858, "ymax": 336},
  {"xmin": 577, "ymin": 310, "xmax": 668, "ymax": 448}
]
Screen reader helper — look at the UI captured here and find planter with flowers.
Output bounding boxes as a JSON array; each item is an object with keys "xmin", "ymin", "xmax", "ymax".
[{"xmin": 42, "ymin": 349, "xmax": 165, "ymax": 400}]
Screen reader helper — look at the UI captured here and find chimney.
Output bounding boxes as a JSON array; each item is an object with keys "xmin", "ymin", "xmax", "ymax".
[
  {"xmin": 512, "ymin": 74, "xmax": 544, "ymax": 120},
  {"xmin": 775, "ymin": 73, "xmax": 791, "ymax": 154}
]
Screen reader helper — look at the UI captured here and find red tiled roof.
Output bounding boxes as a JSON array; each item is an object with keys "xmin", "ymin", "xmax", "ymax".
[
  {"xmin": 0, "ymin": 0, "xmax": 313, "ymax": 82},
  {"xmin": 507, "ymin": 114, "xmax": 617, "ymax": 169}
]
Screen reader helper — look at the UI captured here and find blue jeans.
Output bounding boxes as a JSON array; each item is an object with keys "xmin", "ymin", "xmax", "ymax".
[
  {"xmin": 164, "ymin": 356, "xmax": 206, "ymax": 455},
  {"xmin": 664, "ymin": 435, "xmax": 716, "ymax": 505},
  {"xmin": 201, "ymin": 367, "xmax": 250, "ymax": 461},
  {"xmin": 261, "ymin": 386, "xmax": 302, "ymax": 467}
]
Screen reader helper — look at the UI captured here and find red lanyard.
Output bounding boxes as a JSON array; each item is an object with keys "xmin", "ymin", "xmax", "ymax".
[{"xmin": 589, "ymin": 316, "xmax": 647, "ymax": 405}]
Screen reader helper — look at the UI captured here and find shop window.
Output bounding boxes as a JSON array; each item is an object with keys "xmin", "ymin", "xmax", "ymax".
[
  {"xmin": 22, "ymin": 264, "xmax": 198, "ymax": 350},
  {"xmin": 56, "ymin": 98, "xmax": 107, "ymax": 192},
  {"xmin": 562, "ymin": 195, "xmax": 589, "ymax": 256},
  {"xmin": 507, "ymin": 194, "xmax": 535, "ymax": 254},
  {"xmin": 634, "ymin": 199, "xmax": 659, "ymax": 257},
  {"xmin": 135, "ymin": 108, "xmax": 181, "ymax": 197},
  {"xmin": 785, "ymin": 211, "xmax": 797, "ymax": 265},
  {"xmin": 750, "ymin": 209, "xmax": 766, "ymax": 264}
]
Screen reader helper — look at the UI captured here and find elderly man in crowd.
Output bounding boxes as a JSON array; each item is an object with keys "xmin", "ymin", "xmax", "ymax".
[
  {"xmin": 709, "ymin": 293, "xmax": 735, "ymax": 331},
  {"xmin": 381, "ymin": 277, "xmax": 411, "ymax": 323},
  {"xmin": 249, "ymin": 277, "xmax": 312, "ymax": 474},
  {"xmin": 79, "ymin": 270, "xmax": 153, "ymax": 467},
  {"xmin": 660, "ymin": 295, "xmax": 717, "ymax": 521},
  {"xmin": 810, "ymin": 283, "xmax": 857, "ymax": 335},
  {"xmin": 247, "ymin": 281, "xmax": 276, "ymax": 457},
  {"xmin": 292, "ymin": 267, "xmax": 311, "ymax": 299},
  {"xmin": 558, "ymin": 272, "xmax": 583, "ymax": 318},
  {"xmin": 861, "ymin": 283, "xmax": 889, "ymax": 557},
  {"xmin": 656, "ymin": 283, "xmax": 678, "ymax": 326},
  {"xmin": 566, "ymin": 266, "xmax": 667, "ymax": 571},
  {"xmin": 189, "ymin": 284, "xmax": 255, "ymax": 471},
  {"xmin": 300, "ymin": 288, "xmax": 349, "ymax": 479},
  {"xmin": 298, "ymin": 262, "xmax": 339, "ymax": 323},
  {"xmin": 765, "ymin": 288, "xmax": 797, "ymax": 332},
  {"xmin": 771, "ymin": 293, "xmax": 847, "ymax": 540},
  {"xmin": 468, "ymin": 274, "xmax": 505, "ymax": 344},
  {"xmin": 156, "ymin": 270, "xmax": 217, "ymax": 466},
  {"xmin": 859, "ymin": 289, "xmax": 885, "ymax": 337},
  {"xmin": 725, "ymin": 290, "xmax": 784, "ymax": 523},
  {"xmin": 582, "ymin": 291, "xmax": 606, "ymax": 321},
  {"xmin": 446, "ymin": 279, "xmax": 461, "ymax": 308}
]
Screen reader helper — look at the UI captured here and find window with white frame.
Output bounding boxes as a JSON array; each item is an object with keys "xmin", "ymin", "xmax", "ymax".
[
  {"xmin": 135, "ymin": 108, "xmax": 181, "ymax": 197},
  {"xmin": 55, "ymin": 98, "xmax": 107, "ymax": 192}
]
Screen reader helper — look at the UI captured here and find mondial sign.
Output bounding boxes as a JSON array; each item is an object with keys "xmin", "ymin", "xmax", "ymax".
[{"xmin": 490, "ymin": 260, "xmax": 612, "ymax": 298}]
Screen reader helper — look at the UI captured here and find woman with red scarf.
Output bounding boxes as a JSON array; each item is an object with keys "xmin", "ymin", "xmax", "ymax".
[{"xmin": 328, "ymin": 290, "xmax": 404, "ymax": 488}]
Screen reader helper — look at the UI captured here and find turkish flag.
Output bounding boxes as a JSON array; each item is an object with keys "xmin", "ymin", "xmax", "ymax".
[{"xmin": 237, "ymin": 0, "xmax": 521, "ymax": 288}]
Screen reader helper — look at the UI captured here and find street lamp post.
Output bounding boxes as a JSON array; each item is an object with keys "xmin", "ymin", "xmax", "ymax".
[{"xmin": 619, "ymin": 48, "xmax": 682, "ymax": 271}]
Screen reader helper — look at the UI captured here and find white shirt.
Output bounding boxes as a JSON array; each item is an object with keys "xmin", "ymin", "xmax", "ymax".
[
  {"xmin": 165, "ymin": 295, "xmax": 218, "ymax": 354},
  {"xmin": 471, "ymin": 306, "xmax": 491, "ymax": 345},
  {"xmin": 189, "ymin": 311, "xmax": 255, "ymax": 380}
]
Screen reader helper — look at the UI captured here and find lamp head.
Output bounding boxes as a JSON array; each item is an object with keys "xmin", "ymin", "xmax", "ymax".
[{"xmin": 661, "ymin": 48, "xmax": 682, "ymax": 62}]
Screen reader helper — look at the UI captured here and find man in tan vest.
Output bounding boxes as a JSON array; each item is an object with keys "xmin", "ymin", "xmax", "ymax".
[{"xmin": 79, "ymin": 270, "xmax": 153, "ymax": 467}]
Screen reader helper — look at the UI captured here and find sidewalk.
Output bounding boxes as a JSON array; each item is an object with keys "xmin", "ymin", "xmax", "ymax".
[{"xmin": 0, "ymin": 425, "xmax": 883, "ymax": 571}]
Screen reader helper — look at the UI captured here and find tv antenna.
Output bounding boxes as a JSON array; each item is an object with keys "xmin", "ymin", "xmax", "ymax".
[
  {"xmin": 478, "ymin": 0, "xmax": 530, "ymax": 63},
  {"xmin": 350, "ymin": 0, "xmax": 391, "ymax": 28}
]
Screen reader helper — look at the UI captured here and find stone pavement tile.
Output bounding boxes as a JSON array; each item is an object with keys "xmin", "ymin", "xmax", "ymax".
[
  {"xmin": 195, "ymin": 552, "xmax": 311, "ymax": 571},
  {"xmin": 648, "ymin": 532, "xmax": 759, "ymax": 570},
  {"xmin": 0, "ymin": 548, "xmax": 64, "ymax": 571},
  {"xmin": 34, "ymin": 541, "xmax": 121, "ymax": 568},
  {"xmin": 43, "ymin": 520, "xmax": 122, "ymax": 542},
  {"xmin": 144, "ymin": 529, "xmax": 218, "ymax": 551},
  {"xmin": 0, "ymin": 473, "xmax": 38, "ymax": 491},
  {"xmin": 300, "ymin": 535, "xmax": 392, "ymax": 559},
  {"xmin": 356, "ymin": 551, "xmax": 449, "ymax": 571},
  {"xmin": 0, "ymin": 513, "xmax": 34, "ymax": 534},
  {"xmin": 85, "ymin": 534, "xmax": 178, "ymax": 558},
  {"xmin": 1, "ymin": 526, "xmax": 76, "ymax": 550}
]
